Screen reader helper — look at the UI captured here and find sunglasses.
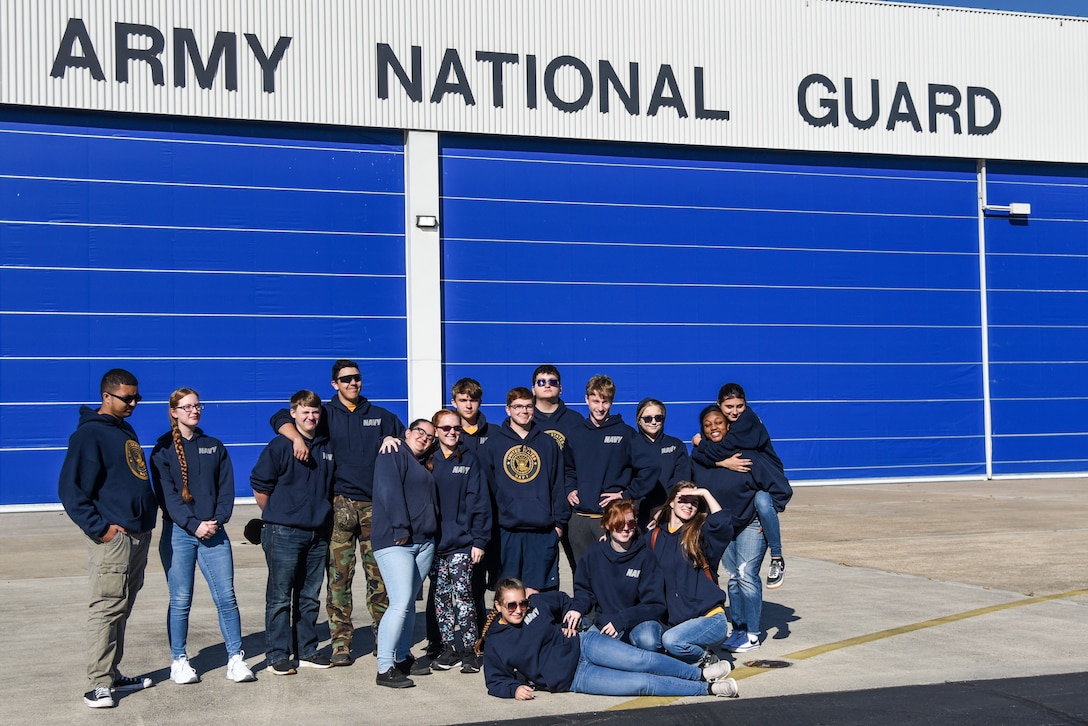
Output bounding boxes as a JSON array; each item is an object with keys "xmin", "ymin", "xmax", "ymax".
[
  {"xmin": 535, "ymin": 378, "xmax": 559, "ymax": 387},
  {"xmin": 107, "ymin": 391, "xmax": 143, "ymax": 405},
  {"xmin": 614, "ymin": 519, "xmax": 638, "ymax": 532},
  {"xmin": 677, "ymin": 495, "xmax": 701, "ymax": 506},
  {"xmin": 500, "ymin": 599, "xmax": 531, "ymax": 612},
  {"xmin": 336, "ymin": 374, "xmax": 362, "ymax": 384},
  {"xmin": 640, "ymin": 414, "xmax": 664, "ymax": 424},
  {"xmin": 435, "ymin": 424, "xmax": 463, "ymax": 433}
]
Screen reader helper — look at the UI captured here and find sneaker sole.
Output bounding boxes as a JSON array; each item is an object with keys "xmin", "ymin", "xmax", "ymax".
[
  {"xmin": 228, "ymin": 673, "xmax": 257, "ymax": 683},
  {"xmin": 112, "ymin": 679, "xmax": 152, "ymax": 691},
  {"xmin": 766, "ymin": 580, "xmax": 784, "ymax": 589},
  {"xmin": 376, "ymin": 678, "xmax": 415, "ymax": 689},
  {"xmin": 431, "ymin": 661, "xmax": 462, "ymax": 671},
  {"xmin": 84, "ymin": 696, "xmax": 115, "ymax": 708},
  {"xmin": 269, "ymin": 668, "xmax": 297, "ymax": 676},
  {"xmin": 171, "ymin": 675, "xmax": 200, "ymax": 684},
  {"xmin": 729, "ymin": 642, "xmax": 761, "ymax": 653}
]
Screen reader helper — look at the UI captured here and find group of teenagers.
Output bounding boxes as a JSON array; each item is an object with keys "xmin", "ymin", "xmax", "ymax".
[{"xmin": 58, "ymin": 362, "xmax": 792, "ymax": 709}]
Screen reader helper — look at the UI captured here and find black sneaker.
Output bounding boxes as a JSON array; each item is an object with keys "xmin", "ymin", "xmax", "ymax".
[
  {"xmin": 112, "ymin": 674, "xmax": 152, "ymax": 691},
  {"xmin": 83, "ymin": 686, "xmax": 115, "ymax": 708},
  {"xmin": 460, "ymin": 651, "xmax": 482, "ymax": 674},
  {"xmin": 396, "ymin": 655, "xmax": 431, "ymax": 676},
  {"xmin": 331, "ymin": 648, "xmax": 353, "ymax": 667},
  {"xmin": 299, "ymin": 654, "xmax": 333, "ymax": 669},
  {"xmin": 269, "ymin": 659, "xmax": 297, "ymax": 675},
  {"xmin": 431, "ymin": 646, "xmax": 462, "ymax": 671},
  {"xmin": 376, "ymin": 667, "xmax": 415, "ymax": 689},
  {"xmin": 767, "ymin": 557, "xmax": 785, "ymax": 589}
]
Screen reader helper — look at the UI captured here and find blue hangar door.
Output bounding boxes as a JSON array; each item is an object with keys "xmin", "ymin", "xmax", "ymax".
[
  {"xmin": 984, "ymin": 162, "xmax": 1088, "ymax": 476},
  {"xmin": 0, "ymin": 111, "xmax": 407, "ymax": 506},
  {"xmin": 439, "ymin": 135, "xmax": 984, "ymax": 483}
]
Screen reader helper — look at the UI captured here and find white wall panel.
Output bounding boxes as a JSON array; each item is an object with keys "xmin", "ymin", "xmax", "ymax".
[{"xmin": 1, "ymin": 0, "xmax": 1086, "ymax": 163}]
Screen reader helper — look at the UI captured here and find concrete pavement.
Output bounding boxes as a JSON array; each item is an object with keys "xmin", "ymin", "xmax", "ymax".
[{"xmin": 1, "ymin": 478, "xmax": 1085, "ymax": 725}]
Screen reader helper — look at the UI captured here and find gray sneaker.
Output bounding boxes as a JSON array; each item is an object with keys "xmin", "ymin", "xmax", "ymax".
[
  {"xmin": 702, "ymin": 659, "xmax": 733, "ymax": 682},
  {"xmin": 710, "ymin": 677, "xmax": 740, "ymax": 698},
  {"xmin": 767, "ymin": 557, "xmax": 785, "ymax": 589}
]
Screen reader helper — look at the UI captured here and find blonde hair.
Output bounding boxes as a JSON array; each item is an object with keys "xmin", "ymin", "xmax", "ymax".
[
  {"xmin": 475, "ymin": 577, "xmax": 525, "ymax": 656},
  {"xmin": 168, "ymin": 387, "xmax": 199, "ymax": 504}
]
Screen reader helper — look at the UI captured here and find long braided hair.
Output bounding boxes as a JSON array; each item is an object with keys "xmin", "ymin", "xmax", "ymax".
[
  {"xmin": 168, "ymin": 387, "xmax": 198, "ymax": 504},
  {"xmin": 475, "ymin": 577, "xmax": 525, "ymax": 656}
]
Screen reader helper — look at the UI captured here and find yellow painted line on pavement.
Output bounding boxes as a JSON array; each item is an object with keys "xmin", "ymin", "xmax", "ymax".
[{"xmin": 608, "ymin": 588, "xmax": 1088, "ymax": 711}]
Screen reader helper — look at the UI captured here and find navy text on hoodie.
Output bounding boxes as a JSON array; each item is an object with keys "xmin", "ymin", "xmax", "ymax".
[
  {"xmin": 566, "ymin": 415, "xmax": 660, "ymax": 514},
  {"xmin": 250, "ymin": 434, "xmax": 334, "ymax": 531},
  {"xmin": 151, "ymin": 428, "xmax": 235, "ymax": 536},
  {"xmin": 570, "ymin": 536, "xmax": 667, "ymax": 634},
  {"xmin": 483, "ymin": 590, "xmax": 580, "ymax": 698},
  {"xmin": 431, "ymin": 445, "xmax": 492, "ymax": 556},
  {"xmin": 270, "ymin": 396, "xmax": 404, "ymax": 501}
]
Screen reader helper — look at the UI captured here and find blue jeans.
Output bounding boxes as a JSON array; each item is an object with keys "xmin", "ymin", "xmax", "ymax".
[
  {"xmin": 159, "ymin": 520, "xmax": 243, "ymax": 659},
  {"xmin": 374, "ymin": 540, "xmax": 435, "ymax": 672},
  {"xmin": 723, "ymin": 516, "xmax": 768, "ymax": 635},
  {"xmin": 629, "ymin": 612, "xmax": 728, "ymax": 664},
  {"xmin": 569, "ymin": 629, "xmax": 707, "ymax": 697},
  {"xmin": 754, "ymin": 490, "xmax": 783, "ymax": 557},
  {"xmin": 262, "ymin": 523, "xmax": 329, "ymax": 663}
]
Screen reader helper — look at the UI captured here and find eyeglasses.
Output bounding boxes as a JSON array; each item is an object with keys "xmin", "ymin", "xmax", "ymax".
[
  {"xmin": 535, "ymin": 378, "xmax": 559, "ymax": 388},
  {"xmin": 173, "ymin": 404, "xmax": 203, "ymax": 413},
  {"xmin": 436, "ymin": 425, "xmax": 463, "ymax": 433},
  {"xmin": 615, "ymin": 519, "xmax": 638, "ymax": 532},
  {"xmin": 508, "ymin": 404, "xmax": 533, "ymax": 412},
  {"xmin": 409, "ymin": 427, "xmax": 436, "ymax": 443},
  {"xmin": 107, "ymin": 392, "xmax": 143, "ymax": 405},
  {"xmin": 336, "ymin": 374, "xmax": 362, "ymax": 384},
  {"xmin": 640, "ymin": 415, "xmax": 664, "ymax": 424},
  {"xmin": 677, "ymin": 495, "xmax": 701, "ymax": 506},
  {"xmin": 500, "ymin": 599, "xmax": 531, "ymax": 612}
]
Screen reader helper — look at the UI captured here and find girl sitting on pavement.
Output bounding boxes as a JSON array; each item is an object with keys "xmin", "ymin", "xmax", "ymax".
[{"xmin": 477, "ymin": 577, "xmax": 738, "ymax": 699}]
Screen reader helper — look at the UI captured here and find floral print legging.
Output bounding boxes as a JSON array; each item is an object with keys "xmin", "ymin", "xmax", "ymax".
[{"xmin": 433, "ymin": 551, "xmax": 477, "ymax": 651}]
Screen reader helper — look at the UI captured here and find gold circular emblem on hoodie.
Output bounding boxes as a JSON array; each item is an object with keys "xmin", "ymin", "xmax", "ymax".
[
  {"xmin": 503, "ymin": 446, "xmax": 541, "ymax": 483},
  {"xmin": 125, "ymin": 440, "xmax": 149, "ymax": 480},
  {"xmin": 545, "ymin": 429, "xmax": 566, "ymax": 449}
]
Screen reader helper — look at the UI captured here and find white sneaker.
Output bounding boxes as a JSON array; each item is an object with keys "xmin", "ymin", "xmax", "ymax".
[
  {"xmin": 702, "ymin": 659, "xmax": 733, "ymax": 682},
  {"xmin": 226, "ymin": 652, "xmax": 256, "ymax": 683},
  {"xmin": 170, "ymin": 656, "xmax": 200, "ymax": 685},
  {"xmin": 710, "ymin": 677, "xmax": 740, "ymax": 698}
]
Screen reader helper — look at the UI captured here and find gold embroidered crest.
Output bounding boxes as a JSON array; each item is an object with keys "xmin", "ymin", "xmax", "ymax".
[
  {"xmin": 545, "ymin": 429, "xmax": 566, "ymax": 449},
  {"xmin": 503, "ymin": 446, "xmax": 541, "ymax": 483},
  {"xmin": 125, "ymin": 439, "xmax": 149, "ymax": 480}
]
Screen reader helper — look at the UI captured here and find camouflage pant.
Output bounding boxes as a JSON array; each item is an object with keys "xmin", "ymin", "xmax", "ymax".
[{"xmin": 327, "ymin": 495, "xmax": 388, "ymax": 651}]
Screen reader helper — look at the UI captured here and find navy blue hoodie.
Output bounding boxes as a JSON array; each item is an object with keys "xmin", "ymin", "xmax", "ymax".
[
  {"xmin": 59, "ymin": 406, "xmax": 158, "ymax": 539},
  {"xmin": 480, "ymin": 419, "xmax": 569, "ymax": 532},
  {"xmin": 431, "ymin": 444, "xmax": 491, "ymax": 556},
  {"xmin": 630, "ymin": 431, "xmax": 692, "ymax": 498},
  {"xmin": 371, "ymin": 444, "xmax": 439, "ymax": 551},
  {"xmin": 534, "ymin": 399, "xmax": 583, "ymax": 493},
  {"xmin": 151, "ymin": 428, "xmax": 235, "ymax": 536},
  {"xmin": 270, "ymin": 395, "xmax": 404, "ymax": 501},
  {"xmin": 647, "ymin": 510, "xmax": 732, "ymax": 625},
  {"xmin": 570, "ymin": 536, "xmax": 666, "ymax": 633},
  {"xmin": 691, "ymin": 459, "xmax": 764, "ymax": 531},
  {"xmin": 691, "ymin": 406, "xmax": 792, "ymax": 513},
  {"xmin": 484, "ymin": 590, "xmax": 580, "ymax": 698},
  {"xmin": 250, "ymin": 433, "xmax": 334, "ymax": 531},
  {"xmin": 566, "ymin": 415, "xmax": 660, "ymax": 514},
  {"xmin": 458, "ymin": 411, "xmax": 492, "ymax": 452}
]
